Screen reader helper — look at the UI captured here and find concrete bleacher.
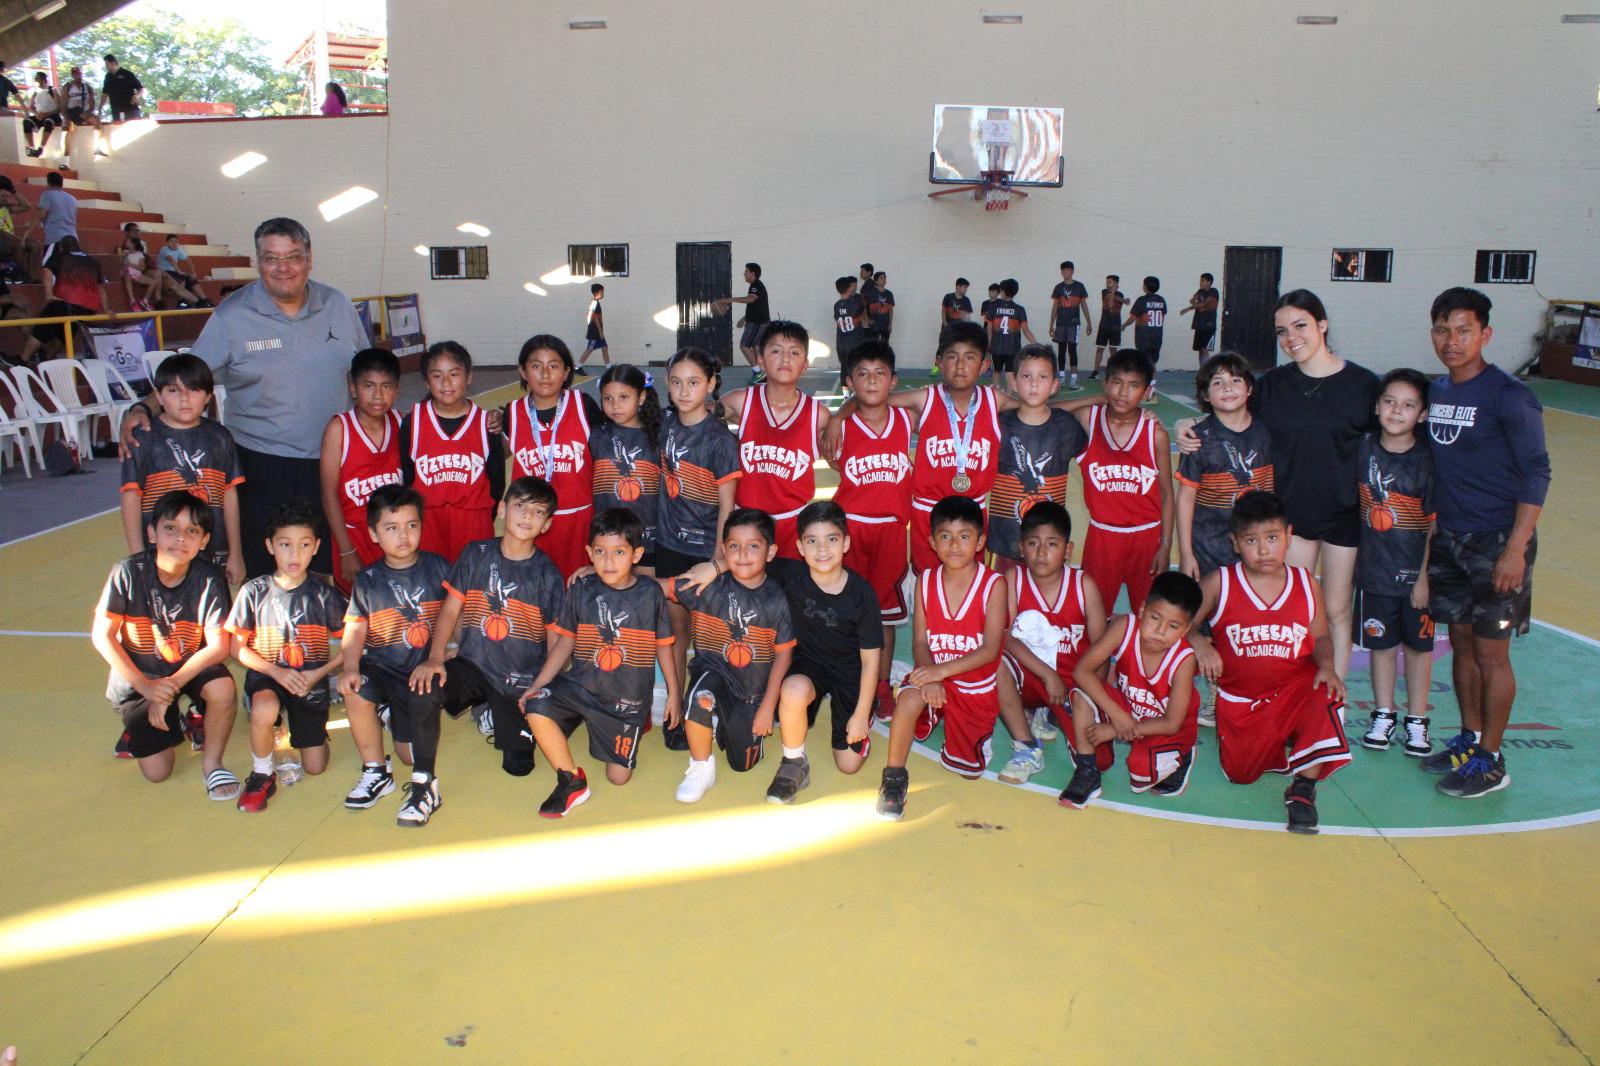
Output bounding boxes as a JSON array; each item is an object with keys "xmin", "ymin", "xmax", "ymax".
[{"xmin": 0, "ymin": 155, "xmax": 258, "ymax": 356}]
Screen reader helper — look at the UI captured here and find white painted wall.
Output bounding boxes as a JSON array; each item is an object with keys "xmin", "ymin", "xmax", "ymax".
[
  {"xmin": 377, "ymin": 0, "xmax": 1599, "ymax": 372},
  {"xmin": 76, "ymin": 2, "xmax": 1600, "ymax": 373},
  {"xmin": 75, "ymin": 114, "xmax": 389, "ymax": 300}
]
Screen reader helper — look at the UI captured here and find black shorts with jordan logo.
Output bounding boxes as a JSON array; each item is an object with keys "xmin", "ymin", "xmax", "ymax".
[{"xmin": 1428, "ymin": 528, "xmax": 1535, "ymax": 641}]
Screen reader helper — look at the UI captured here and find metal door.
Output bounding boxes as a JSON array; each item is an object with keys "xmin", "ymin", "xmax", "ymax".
[
  {"xmin": 676, "ymin": 242, "xmax": 733, "ymax": 365},
  {"xmin": 1221, "ymin": 246, "xmax": 1284, "ymax": 370}
]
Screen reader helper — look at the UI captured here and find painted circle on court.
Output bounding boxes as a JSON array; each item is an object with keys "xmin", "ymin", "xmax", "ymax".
[{"xmin": 891, "ymin": 621, "xmax": 1600, "ymax": 836}]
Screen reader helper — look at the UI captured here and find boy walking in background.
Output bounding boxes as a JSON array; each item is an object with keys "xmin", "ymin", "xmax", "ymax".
[{"xmin": 580, "ymin": 283, "xmax": 609, "ymax": 368}]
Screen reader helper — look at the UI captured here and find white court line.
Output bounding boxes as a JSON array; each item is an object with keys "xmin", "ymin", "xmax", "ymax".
[
  {"xmin": 0, "ymin": 506, "xmax": 118, "ymax": 549},
  {"xmin": 0, "ymin": 629, "xmax": 90, "ymax": 638}
]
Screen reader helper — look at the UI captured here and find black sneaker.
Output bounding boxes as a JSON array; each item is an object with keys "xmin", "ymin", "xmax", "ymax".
[
  {"xmin": 344, "ymin": 762, "xmax": 396, "ymax": 809},
  {"xmin": 1361, "ymin": 709, "xmax": 1397, "ymax": 751},
  {"xmin": 539, "ymin": 768, "xmax": 591, "ymax": 818},
  {"xmin": 1419, "ymin": 729, "xmax": 1475, "ymax": 775},
  {"xmin": 185, "ymin": 706, "xmax": 206, "ymax": 751},
  {"xmin": 396, "ymin": 774, "xmax": 442, "ymax": 827},
  {"xmin": 1151, "ymin": 752, "xmax": 1193, "ymax": 797},
  {"xmin": 765, "ymin": 756, "xmax": 811, "ymax": 805},
  {"xmin": 236, "ymin": 771, "xmax": 277, "ymax": 813},
  {"xmin": 876, "ymin": 767, "xmax": 909, "ymax": 821},
  {"xmin": 1439, "ymin": 750, "xmax": 1509, "ymax": 798},
  {"xmin": 662, "ymin": 719, "xmax": 689, "ymax": 751},
  {"xmin": 1284, "ymin": 777, "xmax": 1319, "ymax": 834},
  {"xmin": 501, "ymin": 748, "xmax": 535, "ymax": 777},
  {"xmin": 1059, "ymin": 762, "xmax": 1102, "ymax": 809},
  {"xmin": 114, "ymin": 729, "xmax": 133, "ymax": 758}
]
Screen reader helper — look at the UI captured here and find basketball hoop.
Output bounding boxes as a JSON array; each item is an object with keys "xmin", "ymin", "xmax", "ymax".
[{"xmin": 982, "ymin": 170, "xmax": 1012, "ymax": 212}]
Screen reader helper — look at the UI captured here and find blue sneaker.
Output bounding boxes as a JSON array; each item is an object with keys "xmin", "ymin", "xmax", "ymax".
[
  {"xmin": 1418, "ymin": 729, "xmax": 1474, "ymax": 775},
  {"xmin": 1438, "ymin": 750, "xmax": 1510, "ymax": 798}
]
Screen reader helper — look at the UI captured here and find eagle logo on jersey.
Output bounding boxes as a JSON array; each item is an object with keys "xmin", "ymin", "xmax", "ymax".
[
  {"xmin": 279, "ymin": 602, "xmax": 309, "ymax": 668},
  {"xmin": 594, "ymin": 599, "xmax": 628, "ymax": 671},
  {"xmin": 1010, "ymin": 438, "xmax": 1053, "ymax": 519},
  {"xmin": 1222, "ymin": 442, "xmax": 1259, "ymax": 485},
  {"xmin": 389, "ymin": 582, "xmax": 432, "ymax": 648},
  {"xmin": 164, "ymin": 439, "xmax": 207, "ymax": 487},
  {"xmin": 723, "ymin": 600, "xmax": 759, "ymax": 669},
  {"xmin": 482, "ymin": 567, "xmax": 515, "ymax": 642},
  {"xmin": 1365, "ymin": 456, "xmax": 1398, "ymax": 532},
  {"xmin": 662, "ymin": 436, "xmax": 691, "ymax": 498},
  {"xmin": 611, "ymin": 438, "xmax": 645, "ymax": 502},
  {"xmin": 151, "ymin": 592, "xmax": 190, "ymax": 663}
]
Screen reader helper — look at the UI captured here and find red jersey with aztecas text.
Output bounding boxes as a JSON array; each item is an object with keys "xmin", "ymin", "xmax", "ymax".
[
  {"xmin": 1008, "ymin": 565, "xmax": 1091, "ymax": 680},
  {"xmin": 1109, "ymin": 614, "xmax": 1197, "ymax": 748},
  {"xmin": 736, "ymin": 386, "xmax": 818, "ymax": 520},
  {"xmin": 1077, "ymin": 406, "xmax": 1162, "ymax": 531},
  {"xmin": 409, "ymin": 401, "xmax": 492, "ymax": 511},
  {"xmin": 1208, "ymin": 562, "xmax": 1319, "ymax": 702},
  {"xmin": 336, "ymin": 409, "xmax": 403, "ymax": 536},
  {"xmin": 911, "ymin": 384, "xmax": 1001, "ymax": 507},
  {"xmin": 507, "ymin": 392, "xmax": 593, "ymax": 514},
  {"xmin": 920, "ymin": 564, "xmax": 1003, "ymax": 693},
  {"xmin": 833, "ymin": 408, "xmax": 913, "ymax": 525}
]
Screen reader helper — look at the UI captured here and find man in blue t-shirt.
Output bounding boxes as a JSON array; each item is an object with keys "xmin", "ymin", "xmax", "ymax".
[{"xmin": 1421, "ymin": 286, "xmax": 1551, "ymax": 800}]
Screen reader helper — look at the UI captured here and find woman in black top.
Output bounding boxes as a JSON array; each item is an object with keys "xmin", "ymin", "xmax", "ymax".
[{"xmin": 1179, "ymin": 289, "xmax": 1377, "ymax": 679}]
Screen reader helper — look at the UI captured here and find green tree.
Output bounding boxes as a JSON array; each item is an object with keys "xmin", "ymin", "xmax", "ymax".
[{"xmin": 46, "ymin": 8, "xmax": 302, "ymax": 116}]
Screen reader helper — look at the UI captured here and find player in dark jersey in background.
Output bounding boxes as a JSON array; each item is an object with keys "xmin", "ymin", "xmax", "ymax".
[
  {"xmin": 832, "ymin": 276, "xmax": 866, "ymax": 365},
  {"xmin": 1179, "ymin": 273, "xmax": 1220, "ymax": 367},
  {"xmin": 866, "ymin": 271, "xmax": 895, "ymax": 341},
  {"xmin": 1093, "ymin": 275, "xmax": 1130, "ymax": 379},
  {"xmin": 411, "ymin": 477, "xmax": 566, "ymax": 780},
  {"xmin": 1048, "ymin": 261, "xmax": 1091, "ymax": 392},
  {"xmin": 988, "ymin": 278, "xmax": 1035, "ymax": 395},
  {"xmin": 1125, "ymin": 276, "xmax": 1168, "ymax": 374},
  {"xmin": 942, "ymin": 278, "xmax": 973, "ymax": 324},
  {"xmin": 523, "ymin": 509, "xmax": 681, "ymax": 817},
  {"xmin": 339, "ymin": 485, "xmax": 452, "ymax": 826},
  {"xmin": 1354, "ymin": 369, "xmax": 1437, "ymax": 758},
  {"xmin": 726, "ymin": 262, "xmax": 771, "ymax": 372}
]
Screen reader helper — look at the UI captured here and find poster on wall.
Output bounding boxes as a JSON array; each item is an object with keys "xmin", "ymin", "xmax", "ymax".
[
  {"xmin": 85, "ymin": 320, "xmax": 159, "ymax": 395},
  {"xmin": 1575, "ymin": 304, "xmax": 1600, "ymax": 371},
  {"xmin": 386, "ymin": 294, "xmax": 425, "ymax": 357}
]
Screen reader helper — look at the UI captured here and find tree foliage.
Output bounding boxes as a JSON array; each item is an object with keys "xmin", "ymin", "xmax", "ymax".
[{"xmin": 48, "ymin": 8, "xmax": 303, "ymax": 116}]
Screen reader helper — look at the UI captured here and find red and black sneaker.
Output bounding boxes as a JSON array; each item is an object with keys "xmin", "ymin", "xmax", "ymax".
[
  {"xmin": 114, "ymin": 730, "xmax": 133, "ymax": 759},
  {"xmin": 912, "ymin": 706, "xmax": 942, "ymax": 743},
  {"xmin": 1284, "ymin": 776, "xmax": 1319, "ymax": 835},
  {"xmin": 874, "ymin": 680, "xmax": 896, "ymax": 721},
  {"xmin": 237, "ymin": 771, "xmax": 277, "ymax": 813},
  {"xmin": 184, "ymin": 707, "xmax": 206, "ymax": 751},
  {"xmin": 538, "ymin": 768, "xmax": 591, "ymax": 819}
]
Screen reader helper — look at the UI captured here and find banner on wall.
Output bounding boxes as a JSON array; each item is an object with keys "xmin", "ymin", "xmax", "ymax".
[
  {"xmin": 85, "ymin": 320, "xmax": 159, "ymax": 395},
  {"xmin": 385, "ymin": 294, "xmax": 425, "ymax": 357},
  {"xmin": 355, "ymin": 299, "xmax": 375, "ymax": 341},
  {"xmin": 1575, "ymin": 304, "xmax": 1600, "ymax": 371}
]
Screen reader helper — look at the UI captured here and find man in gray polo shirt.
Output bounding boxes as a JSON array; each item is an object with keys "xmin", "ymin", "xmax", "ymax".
[{"xmin": 121, "ymin": 216, "xmax": 368, "ymax": 577}]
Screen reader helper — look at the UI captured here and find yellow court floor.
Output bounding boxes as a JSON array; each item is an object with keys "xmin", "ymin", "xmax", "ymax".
[{"xmin": 1, "ymin": 398, "xmax": 1597, "ymax": 1064}]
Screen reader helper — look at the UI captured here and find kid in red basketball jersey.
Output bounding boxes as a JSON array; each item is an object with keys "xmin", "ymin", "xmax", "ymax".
[
  {"xmin": 1060, "ymin": 571, "xmax": 1203, "ymax": 807},
  {"xmin": 876, "ymin": 496, "xmax": 1008, "ymax": 821},
  {"xmin": 401, "ymin": 341, "xmax": 504, "ymax": 564},
  {"xmin": 1076, "ymin": 349, "xmax": 1174, "ymax": 611},
  {"xmin": 720, "ymin": 320, "xmax": 831, "ymax": 560},
  {"xmin": 505, "ymin": 334, "xmax": 602, "ymax": 579},
  {"xmin": 994, "ymin": 502, "xmax": 1107, "ymax": 786},
  {"xmin": 830, "ymin": 338, "xmax": 912, "ymax": 717},
  {"xmin": 320, "ymin": 348, "xmax": 403, "ymax": 593},
  {"xmin": 1190, "ymin": 491, "xmax": 1351, "ymax": 833}
]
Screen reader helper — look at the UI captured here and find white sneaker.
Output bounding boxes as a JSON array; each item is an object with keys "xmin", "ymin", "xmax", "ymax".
[
  {"xmin": 1363, "ymin": 709, "xmax": 1398, "ymax": 751},
  {"xmin": 1068, "ymin": 373, "xmax": 1082, "ymax": 391},
  {"xmin": 998, "ymin": 744, "xmax": 1046, "ymax": 784},
  {"xmin": 1197, "ymin": 687, "xmax": 1217, "ymax": 728},
  {"xmin": 474, "ymin": 705, "xmax": 495, "ymax": 740},
  {"xmin": 675, "ymin": 758, "xmax": 716, "ymax": 803},
  {"xmin": 1028, "ymin": 707, "xmax": 1060, "ymax": 741}
]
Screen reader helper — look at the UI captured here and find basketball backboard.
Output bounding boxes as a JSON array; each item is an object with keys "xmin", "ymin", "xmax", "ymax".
[{"xmin": 929, "ymin": 104, "xmax": 1064, "ymax": 187}]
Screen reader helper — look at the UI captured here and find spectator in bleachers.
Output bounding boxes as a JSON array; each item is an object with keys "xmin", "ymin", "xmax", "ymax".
[
  {"xmin": 321, "ymin": 81, "xmax": 348, "ymax": 116},
  {"xmin": 119, "ymin": 217, "xmax": 370, "ymax": 578},
  {"xmin": 0, "ymin": 60, "xmax": 21, "ymax": 111},
  {"xmin": 22, "ymin": 72, "xmax": 62, "ymax": 158},
  {"xmin": 156, "ymin": 232, "xmax": 210, "ymax": 307},
  {"xmin": 118, "ymin": 224, "xmax": 161, "ymax": 312},
  {"xmin": 14, "ymin": 235, "xmax": 107, "ymax": 367},
  {"xmin": 38, "ymin": 171, "xmax": 77, "ymax": 258},
  {"xmin": 0, "ymin": 177, "xmax": 36, "ymax": 281},
  {"xmin": 100, "ymin": 55, "xmax": 143, "ymax": 122},
  {"xmin": 60, "ymin": 66, "xmax": 106, "ymax": 157}
]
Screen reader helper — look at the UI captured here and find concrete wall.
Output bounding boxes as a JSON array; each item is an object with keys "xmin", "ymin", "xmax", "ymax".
[
  {"xmin": 377, "ymin": 0, "xmax": 1599, "ymax": 372},
  {"xmin": 74, "ymin": 2, "xmax": 1600, "ymax": 372},
  {"xmin": 75, "ymin": 114, "xmax": 390, "ymax": 300}
]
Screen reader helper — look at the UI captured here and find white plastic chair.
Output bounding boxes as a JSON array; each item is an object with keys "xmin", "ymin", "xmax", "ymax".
[
  {"xmin": 4, "ymin": 366, "xmax": 77, "ymax": 457},
  {"xmin": 0, "ymin": 388, "xmax": 38, "ymax": 476},
  {"xmin": 142, "ymin": 349, "xmax": 177, "ymax": 382},
  {"xmin": 39, "ymin": 359, "xmax": 113, "ymax": 451},
  {"xmin": 79, "ymin": 358, "xmax": 139, "ymax": 429}
]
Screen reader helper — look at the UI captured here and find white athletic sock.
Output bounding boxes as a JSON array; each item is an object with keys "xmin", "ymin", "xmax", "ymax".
[
  {"xmin": 783, "ymin": 745, "xmax": 806, "ymax": 760},
  {"xmin": 253, "ymin": 753, "xmax": 274, "ymax": 775}
]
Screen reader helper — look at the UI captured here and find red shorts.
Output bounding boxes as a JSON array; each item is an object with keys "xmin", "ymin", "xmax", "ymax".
[
  {"xmin": 419, "ymin": 504, "xmax": 495, "ymax": 564},
  {"xmin": 335, "ymin": 514, "xmax": 387, "ymax": 594},
  {"xmin": 1081, "ymin": 524, "xmax": 1163, "ymax": 611},
  {"xmin": 540, "ymin": 505, "xmax": 595, "ymax": 579},
  {"xmin": 771, "ymin": 512, "xmax": 801, "ymax": 561},
  {"xmin": 1089, "ymin": 690, "xmax": 1196, "ymax": 791},
  {"xmin": 1001, "ymin": 651, "xmax": 1072, "ymax": 731},
  {"xmin": 1066, "ymin": 686, "xmax": 1141, "ymax": 774},
  {"xmin": 938, "ymin": 681, "xmax": 1000, "ymax": 777},
  {"xmin": 1215, "ymin": 670, "xmax": 1351, "ymax": 784},
  {"xmin": 911, "ymin": 500, "xmax": 988, "ymax": 575},
  {"xmin": 844, "ymin": 516, "xmax": 909, "ymax": 623}
]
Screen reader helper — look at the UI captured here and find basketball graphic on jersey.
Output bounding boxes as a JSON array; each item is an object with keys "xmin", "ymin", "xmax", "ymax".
[
  {"xmin": 1017, "ymin": 494, "xmax": 1049, "ymax": 521},
  {"xmin": 725, "ymin": 641, "xmax": 753, "ymax": 668},
  {"xmin": 1369, "ymin": 506, "xmax": 1396, "ymax": 532},
  {"xmin": 617, "ymin": 477, "xmax": 643, "ymax": 502},
  {"xmin": 282, "ymin": 642, "xmax": 307, "ymax": 668},
  {"xmin": 664, "ymin": 471, "xmax": 681, "ymax": 498},
  {"xmin": 595, "ymin": 644, "xmax": 624, "ymax": 671},
  {"xmin": 405, "ymin": 621, "xmax": 431, "ymax": 648},
  {"xmin": 155, "ymin": 632, "xmax": 184, "ymax": 664},
  {"xmin": 482, "ymin": 612, "xmax": 510, "ymax": 641}
]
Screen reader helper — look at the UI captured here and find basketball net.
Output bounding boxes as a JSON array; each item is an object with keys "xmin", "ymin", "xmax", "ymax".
[{"xmin": 982, "ymin": 170, "xmax": 1011, "ymax": 212}]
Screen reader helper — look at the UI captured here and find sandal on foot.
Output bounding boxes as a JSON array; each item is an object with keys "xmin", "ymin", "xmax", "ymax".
[{"xmin": 205, "ymin": 767, "xmax": 241, "ymax": 801}]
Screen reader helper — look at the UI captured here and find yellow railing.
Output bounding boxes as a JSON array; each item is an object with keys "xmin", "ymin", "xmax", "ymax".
[{"xmin": 0, "ymin": 294, "xmax": 405, "ymax": 360}]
